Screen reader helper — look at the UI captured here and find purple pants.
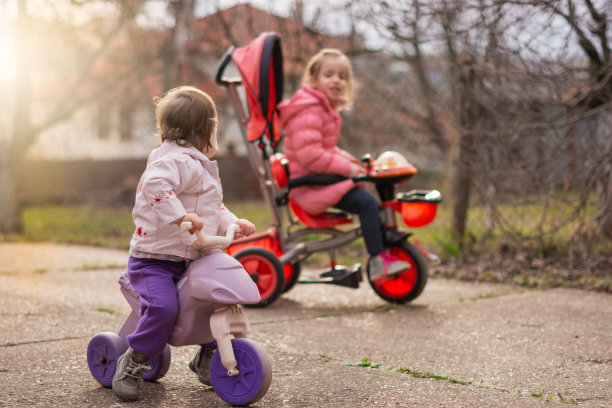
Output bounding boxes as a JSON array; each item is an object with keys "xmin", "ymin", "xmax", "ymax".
[{"xmin": 126, "ymin": 256, "xmax": 187, "ymax": 358}]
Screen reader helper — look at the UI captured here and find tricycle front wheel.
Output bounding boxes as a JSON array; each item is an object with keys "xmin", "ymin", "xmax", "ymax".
[{"xmin": 367, "ymin": 240, "xmax": 428, "ymax": 303}]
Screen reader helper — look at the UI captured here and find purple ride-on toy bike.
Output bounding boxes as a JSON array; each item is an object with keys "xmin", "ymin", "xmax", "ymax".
[
  {"xmin": 216, "ymin": 32, "xmax": 443, "ymax": 307},
  {"xmin": 86, "ymin": 223, "xmax": 272, "ymax": 406}
]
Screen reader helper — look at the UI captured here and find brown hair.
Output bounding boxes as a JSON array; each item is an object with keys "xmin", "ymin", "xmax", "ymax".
[
  {"xmin": 302, "ymin": 48, "xmax": 356, "ymax": 108},
  {"xmin": 154, "ymin": 86, "xmax": 218, "ymax": 151}
]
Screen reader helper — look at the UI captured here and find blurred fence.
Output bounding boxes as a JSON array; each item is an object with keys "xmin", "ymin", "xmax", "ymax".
[
  {"xmin": 17, "ymin": 156, "xmax": 262, "ymax": 206},
  {"xmin": 16, "ymin": 155, "xmax": 611, "ymax": 269},
  {"xmin": 17, "ymin": 155, "xmax": 443, "ymax": 207}
]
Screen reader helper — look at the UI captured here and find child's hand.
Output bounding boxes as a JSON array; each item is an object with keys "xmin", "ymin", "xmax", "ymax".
[
  {"xmin": 179, "ymin": 213, "xmax": 204, "ymax": 234},
  {"xmin": 349, "ymin": 163, "xmax": 367, "ymax": 178},
  {"xmin": 234, "ymin": 219, "xmax": 255, "ymax": 239}
]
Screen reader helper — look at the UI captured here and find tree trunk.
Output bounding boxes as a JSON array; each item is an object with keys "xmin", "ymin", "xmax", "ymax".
[
  {"xmin": 162, "ymin": 0, "xmax": 196, "ymax": 91},
  {"xmin": 0, "ymin": 147, "xmax": 22, "ymax": 233},
  {"xmin": 451, "ymin": 57, "xmax": 478, "ymax": 249},
  {"xmin": 452, "ymin": 129, "xmax": 473, "ymax": 249},
  {"xmin": 597, "ymin": 170, "xmax": 612, "ymax": 240},
  {"xmin": 0, "ymin": 0, "xmax": 32, "ymax": 234},
  {"xmin": 596, "ymin": 114, "xmax": 612, "ymax": 240}
]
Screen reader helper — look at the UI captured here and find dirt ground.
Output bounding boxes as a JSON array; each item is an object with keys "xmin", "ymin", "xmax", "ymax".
[{"xmin": 432, "ymin": 250, "xmax": 612, "ymax": 293}]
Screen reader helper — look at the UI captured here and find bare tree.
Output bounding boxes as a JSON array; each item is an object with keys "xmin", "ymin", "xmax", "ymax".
[
  {"xmin": 0, "ymin": 0, "xmax": 146, "ymax": 234},
  {"xmin": 539, "ymin": 0, "xmax": 612, "ymax": 240},
  {"xmin": 358, "ymin": 0, "xmax": 611, "ymax": 256},
  {"xmin": 161, "ymin": 0, "xmax": 196, "ymax": 90},
  {"xmin": 477, "ymin": 0, "xmax": 612, "ymax": 245}
]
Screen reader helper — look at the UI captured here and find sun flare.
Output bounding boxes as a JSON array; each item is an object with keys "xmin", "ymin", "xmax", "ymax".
[{"xmin": 0, "ymin": 31, "xmax": 17, "ymax": 82}]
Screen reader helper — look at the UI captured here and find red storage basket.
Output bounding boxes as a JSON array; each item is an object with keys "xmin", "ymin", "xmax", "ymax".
[
  {"xmin": 397, "ymin": 190, "xmax": 442, "ymax": 228},
  {"xmin": 401, "ymin": 201, "xmax": 438, "ymax": 227}
]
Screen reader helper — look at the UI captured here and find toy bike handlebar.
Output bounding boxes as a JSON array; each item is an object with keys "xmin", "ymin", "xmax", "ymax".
[{"xmin": 180, "ymin": 222, "xmax": 241, "ymax": 251}]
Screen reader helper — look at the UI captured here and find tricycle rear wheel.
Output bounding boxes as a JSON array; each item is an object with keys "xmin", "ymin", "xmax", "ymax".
[
  {"xmin": 367, "ymin": 240, "xmax": 428, "ymax": 303},
  {"xmin": 282, "ymin": 262, "xmax": 301, "ymax": 293},
  {"xmin": 234, "ymin": 247, "xmax": 285, "ymax": 307}
]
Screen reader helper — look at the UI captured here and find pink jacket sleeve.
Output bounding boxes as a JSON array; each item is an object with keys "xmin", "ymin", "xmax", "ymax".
[
  {"xmin": 334, "ymin": 147, "xmax": 359, "ymax": 163},
  {"xmin": 216, "ymin": 204, "xmax": 239, "ymax": 235},
  {"xmin": 286, "ymin": 107, "xmax": 353, "ymax": 177},
  {"xmin": 140, "ymin": 155, "xmax": 195, "ymax": 225}
]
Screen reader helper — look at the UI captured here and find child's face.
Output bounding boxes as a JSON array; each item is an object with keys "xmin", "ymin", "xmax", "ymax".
[
  {"xmin": 310, "ymin": 55, "xmax": 348, "ymax": 105},
  {"xmin": 202, "ymin": 127, "xmax": 218, "ymax": 159}
]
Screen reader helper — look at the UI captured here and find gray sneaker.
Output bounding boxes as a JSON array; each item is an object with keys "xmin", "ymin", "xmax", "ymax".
[
  {"xmin": 112, "ymin": 348, "xmax": 151, "ymax": 401},
  {"xmin": 369, "ymin": 252, "xmax": 411, "ymax": 281},
  {"xmin": 189, "ymin": 346, "xmax": 215, "ymax": 386}
]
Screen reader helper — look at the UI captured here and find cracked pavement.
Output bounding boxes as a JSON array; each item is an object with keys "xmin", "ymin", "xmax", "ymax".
[{"xmin": 1, "ymin": 243, "xmax": 610, "ymax": 407}]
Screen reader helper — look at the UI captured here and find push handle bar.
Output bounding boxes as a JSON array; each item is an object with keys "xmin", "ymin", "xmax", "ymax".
[
  {"xmin": 180, "ymin": 222, "xmax": 241, "ymax": 251},
  {"xmin": 215, "ymin": 46, "xmax": 242, "ymax": 86}
]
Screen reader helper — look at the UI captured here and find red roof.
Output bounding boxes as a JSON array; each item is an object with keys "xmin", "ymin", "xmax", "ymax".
[{"xmin": 33, "ymin": 4, "xmax": 364, "ymax": 106}]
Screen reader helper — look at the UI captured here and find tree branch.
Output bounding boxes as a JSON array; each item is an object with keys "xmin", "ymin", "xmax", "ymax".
[{"xmin": 583, "ymin": 0, "xmax": 610, "ymax": 61}]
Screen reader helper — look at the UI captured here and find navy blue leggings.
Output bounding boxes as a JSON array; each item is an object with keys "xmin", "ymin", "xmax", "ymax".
[{"xmin": 333, "ymin": 188, "xmax": 384, "ymax": 256}]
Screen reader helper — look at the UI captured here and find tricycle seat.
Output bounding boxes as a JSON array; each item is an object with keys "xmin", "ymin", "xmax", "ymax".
[
  {"xmin": 270, "ymin": 153, "xmax": 353, "ymax": 228},
  {"xmin": 289, "ymin": 197, "xmax": 352, "ymax": 228}
]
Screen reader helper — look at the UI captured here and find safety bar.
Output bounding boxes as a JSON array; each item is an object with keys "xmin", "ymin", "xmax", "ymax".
[
  {"xmin": 287, "ymin": 173, "xmax": 386, "ymax": 189},
  {"xmin": 287, "ymin": 174, "xmax": 347, "ymax": 189}
]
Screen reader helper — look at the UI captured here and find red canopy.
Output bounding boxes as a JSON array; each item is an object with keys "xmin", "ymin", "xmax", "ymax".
[{"xmin": 232, "ymin": 32, "xmax": 283, "ymax": 144}]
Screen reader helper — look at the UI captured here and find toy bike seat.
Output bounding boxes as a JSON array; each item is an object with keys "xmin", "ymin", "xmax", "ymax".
[{"xmin": 170, "ymin": 250, "xmax": 260, "ymax": 346}]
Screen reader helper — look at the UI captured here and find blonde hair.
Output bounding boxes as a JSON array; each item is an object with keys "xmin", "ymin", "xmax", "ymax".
[
  {"xmin": 154, "ymin": 86, "xmax": 218, "ymax": 152},
  {"xmin": 302, "ymin": 48, "xmax": 355, "ymax": 108}
]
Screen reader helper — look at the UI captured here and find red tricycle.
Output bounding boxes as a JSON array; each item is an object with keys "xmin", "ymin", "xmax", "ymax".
[{"xmin": 215, "ymin": 32, "xmax": 442, "ymax": 307}]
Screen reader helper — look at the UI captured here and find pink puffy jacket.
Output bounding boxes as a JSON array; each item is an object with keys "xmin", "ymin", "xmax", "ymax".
[{"xmin": 278, "ymin": 86, "xmax": 360, "ymax": 215}]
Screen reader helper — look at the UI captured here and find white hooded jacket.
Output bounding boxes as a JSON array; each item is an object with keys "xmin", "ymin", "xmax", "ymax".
[{"xmin": 129, "ymin": 140, "xmax": 238, "ymax": 260}]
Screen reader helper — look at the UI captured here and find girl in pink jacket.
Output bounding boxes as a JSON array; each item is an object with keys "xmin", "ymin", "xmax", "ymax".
[
  {"xmin": 278, "ymin": 49, "xmax": 410, "ymax": 283},
  {"xmin": 112, "ymin": 86, "xmax": 255, "ymax": 401}
]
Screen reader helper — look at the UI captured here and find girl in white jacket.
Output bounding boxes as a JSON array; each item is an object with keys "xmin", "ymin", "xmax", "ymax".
[{"xmin": 112, "ymin": 86, "xmax": 255, "ymax": 401}]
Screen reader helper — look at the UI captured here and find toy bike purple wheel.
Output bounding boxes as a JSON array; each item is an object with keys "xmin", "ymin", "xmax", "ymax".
[
  {"xmin": 142, "ymin": 344, "xmax": 171, "ymax": 382},
  {"xmin": 87, "ymin": 332, "xmax": 128, "ymax": 388},
  {"xmin": 210, "ymin": 338, "xmax": 272, "ymax": 406}
]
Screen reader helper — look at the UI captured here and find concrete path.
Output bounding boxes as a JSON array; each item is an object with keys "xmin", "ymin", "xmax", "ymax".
[{"xmin": 0, "ymin": 243, "xmax": 610, "ymax": 407}]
